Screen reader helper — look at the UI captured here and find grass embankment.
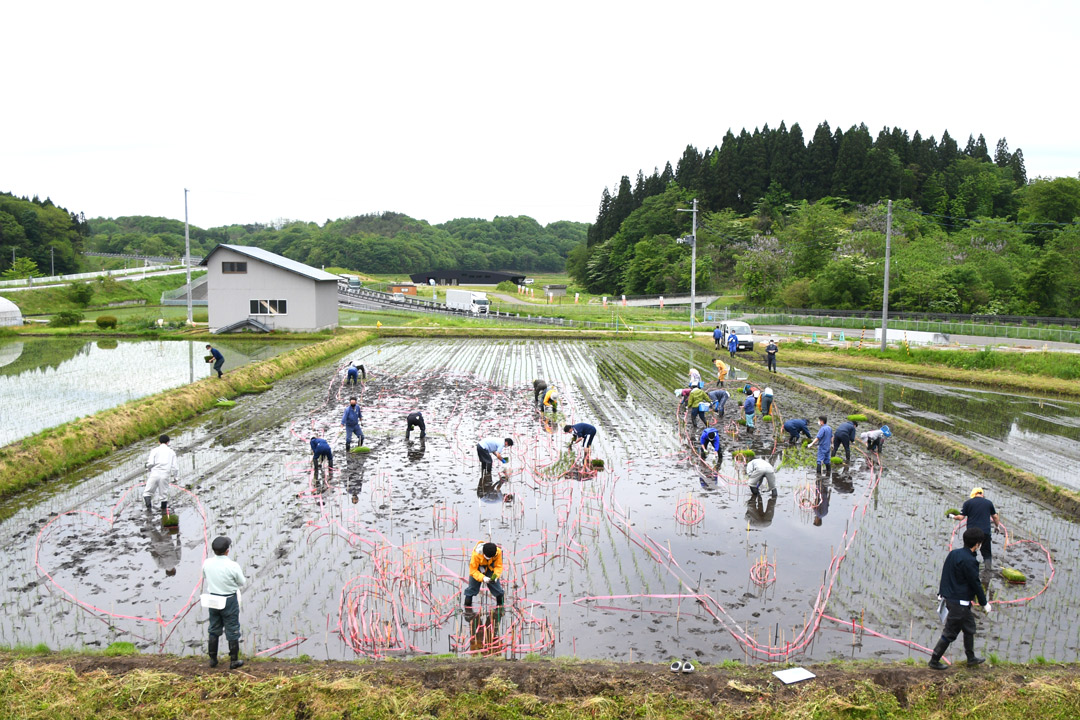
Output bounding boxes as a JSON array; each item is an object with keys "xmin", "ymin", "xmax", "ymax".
[
  {"xmin": 0, "ymin": 272, "xmax": 199, "ymax": 316},
  {"xmin": 697, "ymin": 338, "xmax": 1080, "ymax": 515},
  {"xmin": 776, "ymin": 342, "xmax": 1080, "ymax": 398},
  {"xmin": 1, "ymin": 655, "xmax": 1079, "ymax": 720},
  {"xmin": 0, "ymin": 331, "xmax": 369, "ymax": 501}
]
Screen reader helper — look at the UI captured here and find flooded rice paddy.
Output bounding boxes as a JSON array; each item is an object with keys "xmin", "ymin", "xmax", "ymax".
[
  {"xmin": 0, "ymin": 338, "xmax": 303, "ymax": 446},
  {"xmin": 0, "ymin": 339, "xmax": 1077, "ymax": 664},
  {"xmin": 779, "ymin": 366, "xmax": 1080, "ymax": 488}
]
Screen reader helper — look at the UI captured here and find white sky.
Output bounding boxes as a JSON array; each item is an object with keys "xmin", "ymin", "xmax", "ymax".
[{"xmin": 2, "ymin": 0, "xmax": 1077, "ymax": 230}]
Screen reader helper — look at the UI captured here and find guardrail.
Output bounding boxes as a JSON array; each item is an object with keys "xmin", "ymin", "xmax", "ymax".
[
  {"xmin": 0, "ymin": 264, "xmax": 178, "ymax": 289},
  {"xmin": 749, "ymin": 312, "xmax": 1080, "ymax": 344},
  {"xmin": 83, "ymin": 251, "xmax": 204, "ymax": 265}
]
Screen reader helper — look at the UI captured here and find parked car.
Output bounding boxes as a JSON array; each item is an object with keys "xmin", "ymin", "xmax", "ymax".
[{"xmin": 720, "ymin": 321, "xmax": 755, "ymax": 351}]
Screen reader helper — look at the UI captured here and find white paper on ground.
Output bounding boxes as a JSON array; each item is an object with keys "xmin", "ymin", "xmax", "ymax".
[{"xmin": 773, "ymin": 667, "xmax": 816, "ymax": 684}]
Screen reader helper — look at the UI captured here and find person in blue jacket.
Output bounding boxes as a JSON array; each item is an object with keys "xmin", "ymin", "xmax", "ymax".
[
  {"xmin": 345, "ymin": 363, "xmax": 363, "ymax": 385},
  {"xmin": 807, "ymin": 415, "xmax": 833, "ymax": 474},
  {"xmin": 698, "ymin": 428, "xmax": 721, "ymax": 462},
  {"xmin": 205, "ymin": 344, "xmax": 224, "ymax": 378},
  {"xmin": 832, "ymin": 420, "xmax": 858, "ymax": 463},
  {"xmin": 713, "ymin": 325, "xmax": 723, "ymax": 350},
  {"xmin": 783, "ymin": 418, "xmax": 813, "ymax": 444},
  {"xmin": 742, "ymin": 393, "xmax": 756, "ymax": 430},
  {"xmin": 564, "ymin": 422, "xmax": 597, "ymax": 464},
  {"xmin": 727, "ymin": 332, "xmax": 738, "ymax": 358},
  {"xmin": 309, "ymin": 436, "xmax": 333, "ymax": 472},
  {"xmin": 341, "ymin": 397, "xmax": 364, "ymax": 451}
]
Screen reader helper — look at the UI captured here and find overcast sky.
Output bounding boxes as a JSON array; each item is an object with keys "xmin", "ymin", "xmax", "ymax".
[{"xmin": 3, "ymin": 1, "xmax": 1077, "ymax": 230}]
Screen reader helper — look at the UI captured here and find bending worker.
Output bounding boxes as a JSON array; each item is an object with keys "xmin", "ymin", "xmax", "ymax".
[
  {"xmin": 563, "ymin": 422, "xmax": 597, "ymax": 464},
  {"xmin": 205, "ymin": 344, "xmax": 224, "ymax": 378},
  {"xmin": 687, "ymin": 385, "xmax": 711, "ymax": 428},
  {"xmin": 689, "ymin": 368, "xmax": 703, "ymax": 389},
  {"xmin": 860, "ymin": 425, "xmax": 891, "ymax": 453},
  {"xmin": 532, "ymin": 379, "xmax": 548, "ymax": 405},
  {"xmin": 807, "ymin": 415, "xmax": 833, "ymax": 474},
  {"xmin": 708, "ymin": 388, "xmax": 730, "ymax": 418},
  {"xmin": 144, "ymin": 434, "xmax": 178, "ymax": 514},
  {"xmin": 699, "ymin": 427, "xmax": 721, "ymax": 462},
  {"xmin": 949, "ymin": 487, "xmax": 1001, "ymax": 569},
  {"xmin": 928, "ymin": 527, "xmax": 990, "ymax": 670},
  {"xmin": 783, "ymin": 418, "xmax": 813, "ymax": 444},
  {"xmin": 406, "ymin": 410, "xmax": 426, "ymax": 439},
  {"xmin": 341, "ymin": 397, "xmax": 364, "ymax": 452},
  {"xmin": 310, "ymin": 436, "xmax": 333, "ymax": 472},
  {"xmin": 747, "ymin": 457, "xmax": 777, "ymax": 498},
  {"xmin": 463, "ymin": 541, "xmax": 504, "ymax": 610},
  {"xmin": 477, "ymin": 437, "xmax": 513, "ymax": 476},
  {"xmin": 832, "ymin": 420, "xmax": 858, "ymax": 463},
  {"xmin": 760, "ymin": 386, "xmax": 774, "ymax": 416},
  {"xmin": 202, "ymin": 536, "xmax": 248, "ymax": 670},
  {"xmin": 345, "ymin": 362, "xmax": 363, "ymax": 385},
  {"xmin": 541, "ymin": 385, "xmax": 559, "ymax": 414}
]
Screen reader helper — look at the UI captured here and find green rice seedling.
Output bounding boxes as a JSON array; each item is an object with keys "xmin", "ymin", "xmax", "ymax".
[
  {"xmin": 830, "ymin": 456, "xmax": 844, "ymax": 465},
  {"xmin": 351, "ymin": 446, "xmax": 371, "ymax": 454},
  {"xmin": 945, "ymin": 508, "xmax": 960, "ymax": 517},
  {"xmin": 104, "ymin": 641, "xmax": 137, "ymax": 656},
  {"xmin": 847, "ymin": 414, "xmax": 867, "ymax": 422},
  {"xmin": 761, "ymin": 414, "xmax": 773, "ymax": 422},
  {"xmin": 162, "ymin": 514, "xmax": 179, "ymax": 527}
]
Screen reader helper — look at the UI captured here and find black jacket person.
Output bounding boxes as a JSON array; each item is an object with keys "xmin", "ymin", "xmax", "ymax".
[{"xmin": 928, "ymin": 527, "xmax": 990, "ymax": 669}]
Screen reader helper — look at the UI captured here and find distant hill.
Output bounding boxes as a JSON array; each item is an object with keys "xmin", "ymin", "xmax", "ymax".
[{"xmin": 84, "ymin": 212, "xmax": 585, "ymax": 274}]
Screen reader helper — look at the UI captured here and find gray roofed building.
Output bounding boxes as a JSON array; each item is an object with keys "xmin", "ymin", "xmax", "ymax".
[{"xmin": 199, "ymin": 244, "xmax": 339, "ymax": 333}]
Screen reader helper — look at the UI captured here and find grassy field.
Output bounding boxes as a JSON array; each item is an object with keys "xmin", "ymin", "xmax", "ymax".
[
  {"xmin": 1, "ymin": 272, "xmax": 199, "ymax": 316},
  {"xmin": 0, "ymin": 653, "xmax": 1078, "ymax": 719},
  {"xmin": 778, "ymin": 341, "xmax": 1080, "ymax": 386}
]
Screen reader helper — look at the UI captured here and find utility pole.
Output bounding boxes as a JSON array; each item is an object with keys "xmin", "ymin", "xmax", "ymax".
[
  {"xmin": 676, "ymin": 198, "xmax": 699, "ymax": 337},
  {"xmin": 880, "ymin": 199, "xmax": 892, "ymax": 351},
  {"xmin": 50, "ymin": 246, "xmax": 54, "ymax": 276},
  {"xmin": 184, "ymin": 188, "xmax": 192, "ymax": 325}
]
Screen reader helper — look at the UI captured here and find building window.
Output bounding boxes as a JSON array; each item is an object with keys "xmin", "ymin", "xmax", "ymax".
[
  {"xmin": 222, "ymin": 261, "xmax": 247, "ymax": 274},
  {"xmin": 249, "ymin": 299, "xmax": 287, "ymax": 315}
]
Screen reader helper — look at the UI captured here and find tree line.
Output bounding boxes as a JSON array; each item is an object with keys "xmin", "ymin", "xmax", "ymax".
[
  {"xmin": 0, "ymin": 193, "xmax": 88, "ymax": 277},
  {"xmin": 571, "ymin": 121, "xmax": 1080, "ymax": 317},
  {"xmin": 85, "ymin": 212, "xmax": 585, "ymax": 274}
]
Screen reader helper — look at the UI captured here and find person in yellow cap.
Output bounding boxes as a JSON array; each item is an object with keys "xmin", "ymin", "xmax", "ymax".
[
  {"xmin": 948, "ymin": 488, "xmax": 1001, "ymax": 569},
  {"xmin": 541, "ymin": 386, "xmax": 559, "ymax": 414},
  {"xmin": 464, "ymin": 541, "xmax": 504, "ymax": 611}
]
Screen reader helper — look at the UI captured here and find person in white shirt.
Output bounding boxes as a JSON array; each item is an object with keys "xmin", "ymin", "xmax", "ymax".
[
  {"xmin": 202, "ymin": 536, "xmax": 247, "ymax": 669},
  {"xmin": 746, "ymin": 457, "xmax": 777, "ymax": 498},
  {"xmin": 144, "ymin": 435, "xmax": 178, "ymax": 513}
]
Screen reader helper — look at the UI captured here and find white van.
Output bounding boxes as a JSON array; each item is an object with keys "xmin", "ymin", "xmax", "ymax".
[{"xmin": 720, "ymin": 321, "xmax": 755, "ymax": 351}]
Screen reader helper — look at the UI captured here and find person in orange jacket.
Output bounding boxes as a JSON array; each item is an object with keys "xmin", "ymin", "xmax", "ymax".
[{"xmin": 463, "ymin": 541, "xmax": 504, "ymax": 610}]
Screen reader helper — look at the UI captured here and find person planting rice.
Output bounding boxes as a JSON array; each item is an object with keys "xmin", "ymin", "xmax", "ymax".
[
  {"xmin": 541, "ymin": 385, "xmax": 559, "ymax": 414},
  {"xmin": 143, "ymin": 434, "xmax": 178, "ymax": 514},
  {"xmin": 831, "ymin": 420, "xmax": 858, "ymax": 463},
  {"xmin": 309, "ymin": 436, "xmax": 333, "ymax": 473},
  {"xmin": 532, "ymin": 379, "xmax": 548, "ymax": 404},
  {"xmin": 405, "ymin": 410, "xmax": 426, "ymax": 439},
  {"xmin": 476, "ymin": 437, "xmax": 513, "ymax": 477},
  {"xmin": 746, "ymin": 457, "xmax": 778, "ymax": 498},
  {"xmin": 205, "ymin": 344, "xmax": 224, "ymax": 378},
  {"xmin": 860, "ymin": 425, "xmax": 891, "ymax": 453},
  {"xmin": 564, "ymin": 422, "xmax": 597, "ymax": 464},
  {"xmin": 345, "ymin": 362, "xmax": 364, "ymax": 385},
  {"xmin": 760, "ymin": 386, "xmax": 774, "ymax": 416},
  {"xmin": 699, "ymin": 427, "xmax": 721, "ymax": 462},
  {"xmin": 687, "ymin": 386, "xmax": 710, "ymax": 428},
  {"xmin": 949, "ymin": 487, "xmax": 1001, "ymax": 570},
  {"xmin": 463, "ymin": 541, "xmax": 504, "ymax": 612},
  {"xmin": 708, "ymin": 388, "xmax": 729, "ymax": 418},
  {"xmin": 742, "ymin": 391, "xmax": 756, "ymax": 431},
  {"xmin": 807, "ymin": 415, "xmax": 833, "ymax": 474},
  {"xmin": 688, "ymin": 367, "xmax": 703, "ymax": 389},
  {"xmin": 783, "ymin": 418, "xmax": 813, "ymax": 444},
  {"xmin": 928, "ymin": 526, "xmax": 990, "ymax": 670}
]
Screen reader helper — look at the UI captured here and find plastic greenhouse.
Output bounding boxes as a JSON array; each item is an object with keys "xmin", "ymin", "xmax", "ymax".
[{"xmin": 0, "ymin": 297, "xmax": 24, "ymax": 326}]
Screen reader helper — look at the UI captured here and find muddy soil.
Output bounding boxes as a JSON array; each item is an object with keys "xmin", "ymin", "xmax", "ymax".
[
  {"xmin": 1, "ymin": 340, "xmax": 1077, "ymax": 664},
  {"xmin": 778, "ymin": 366, "xmax": 1080, "ymax": 487}
]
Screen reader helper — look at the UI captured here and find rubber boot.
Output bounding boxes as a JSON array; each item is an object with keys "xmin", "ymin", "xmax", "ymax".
[
  {"xmin": 964, "ymin": 633, "xmax": 984, "ymax": 666},
  {"xmin": 770, "ymin": 489, "xmax": 778, "ymax": 498},
  {"xmin": 928, "ymin": 638, "xmax": 950, "ymax": 670},
  {"xmin": 160, "ymin": 500, "xmax": 168, "ymax": 515},
  {"xmin": 228, "ymin": 639, "xmax": 243, "ymax": 670},
  {"xmin": 208, "ymin": 635, "xmax": 219, "ymax": 668},
  {"xmin": 749, "ymin": 486, "xmax": 760, "ymax": 497},
  {"xmin": 495, "ymin": 594, "xmax": 504, "ymax": 607},
  {"xmin": 144, "ymin": 495, "xmax": 153, "ymax": 511}
]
